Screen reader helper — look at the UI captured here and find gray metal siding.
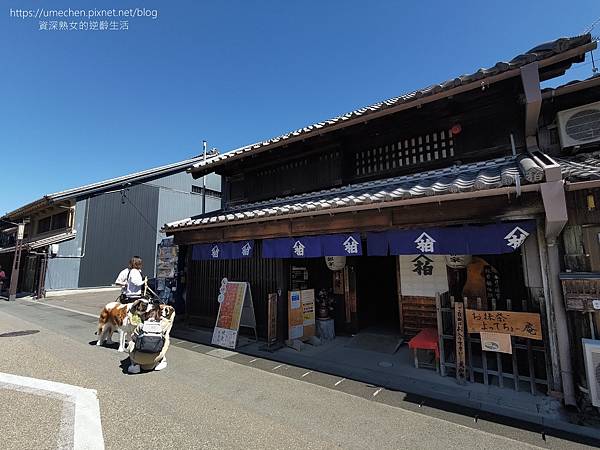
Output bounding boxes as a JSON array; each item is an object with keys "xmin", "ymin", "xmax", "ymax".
[
  {"xmin": 147, "ymin": 171, "xmax": 221, "ymax": 193},
  {"xmin": 78, "ymin": 184, "xmax": 159, "ymax": 287},
  {"xmin": 154, "ymin": 187, "xmax": 221, "ymax": 266},
  {"xmin": 45, "ymin": 199, "xmax": 87, "ymax": 290}
]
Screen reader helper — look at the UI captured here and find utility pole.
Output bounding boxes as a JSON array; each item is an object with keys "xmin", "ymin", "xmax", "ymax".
[
  {"xmin": 8, "ymin": 223, "xmax": 25, "ymax": 301},
  {"xmin": 202, "ymin": 140, "xmax": 207, "ymax": 215}
]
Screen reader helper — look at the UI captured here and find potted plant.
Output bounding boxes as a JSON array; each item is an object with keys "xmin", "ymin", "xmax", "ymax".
[{"xmin": 316, "ymin": 288, "xmax": 335, "ymax": 320}]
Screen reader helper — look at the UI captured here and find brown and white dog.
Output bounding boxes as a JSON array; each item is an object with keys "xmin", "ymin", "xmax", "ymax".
[{"xmin": 96, "ymin": 299, "xmax": 148, "ymax": 352}]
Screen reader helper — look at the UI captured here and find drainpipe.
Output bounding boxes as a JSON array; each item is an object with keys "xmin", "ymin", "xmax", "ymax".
[
  {"xmin": 531, "ymin": 153, "xmax": 576, "ymax": 406},
  {"xmin": 522, "ymin": 63, "xmax": 576, "ymax": 406}
]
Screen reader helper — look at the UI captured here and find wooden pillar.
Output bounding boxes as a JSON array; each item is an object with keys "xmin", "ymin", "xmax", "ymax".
[{"xmin": 396, "ymin": 256, "xmax": 404, "ymax": 335}]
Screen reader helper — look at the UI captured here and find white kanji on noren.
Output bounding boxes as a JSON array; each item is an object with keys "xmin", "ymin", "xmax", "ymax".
[
  {"xmin": 211, "ymin": 245, "xmax": 220, "ymax": 258},
  {"xmin": 504, "ymin": 226, "xmax": 529, "ymax": 249},
  {"xmin": 343, "ymin": 236, "xmax": 359, "ymax": 254},
  {"xmin": 414, "ymin": 232, "xmax": 436, "ymax": 253},
  {"xmin": 241, "ymin": 242, "xmax": 252, "ymax": 256},
  {"xmin": 292, "ymin": 240, "xmax": 305, "ymax": 257}
]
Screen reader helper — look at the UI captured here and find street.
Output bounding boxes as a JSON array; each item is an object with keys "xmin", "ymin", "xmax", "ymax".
[{"xmin": 0, "ymin": 294, "xmax": 595, "ymax": 450}]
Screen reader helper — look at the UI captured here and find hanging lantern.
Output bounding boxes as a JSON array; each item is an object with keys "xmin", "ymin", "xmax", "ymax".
[
  {"xmin": 325, "ymin": 256, "xmax": 346, "ymax": 271},
  {"xmin": 445, "ymin": 255, "xmax": 472, "ymax": 269}
]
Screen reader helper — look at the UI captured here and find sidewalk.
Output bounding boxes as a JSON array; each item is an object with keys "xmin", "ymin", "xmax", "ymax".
[{"xmin": 30, "ymin": 291, "xmax": 600, "ymax": 443}]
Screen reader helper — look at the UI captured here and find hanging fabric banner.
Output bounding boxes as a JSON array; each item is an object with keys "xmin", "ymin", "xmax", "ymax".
[
  {"xmin": 230, "ymin": 240, "xmax": 254, "ymax": 259},
  {"xmin": 321, "ymin": 233, "xmax": 362, "ymax": 256},
  {"xmin": 291, "ymin": 236, "xmax": 322, "ymax": 258},
  {"xmin": 365, "ymin": 231, "xmax": 389, "ymax": 256},
  {"xmin": 263, "ymin": 238, "xmax": 294, "ymax": 258},
  {"xmin": 192, "ymin": 241, "xmax": 255, "ymax": 260},
  {"xmin": 366, "ymin": 220, "xmax": 536, "ymax": 256},
  {"xmin": 263, "ymin": 233, "xmax": 363, "ymax": 258}
]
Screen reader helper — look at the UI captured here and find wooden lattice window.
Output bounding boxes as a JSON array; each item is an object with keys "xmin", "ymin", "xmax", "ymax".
[{"xmin": 355, "ymin": 129, "xmax": 455, "ymax": 176}]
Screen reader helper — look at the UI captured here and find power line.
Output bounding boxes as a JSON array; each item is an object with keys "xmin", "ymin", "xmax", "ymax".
[
  {"xmin": 120, "ymin": 190, "xmax": 158, "ymax": 235},
  {"xmin": 583, "ymin": 15, "xmax": 600, "ymax": 34}
]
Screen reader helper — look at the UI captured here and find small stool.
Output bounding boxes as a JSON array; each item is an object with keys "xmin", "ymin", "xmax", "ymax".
[{"xmin": 408, "ymin": 328, "xmax": 439, "ymax": 372}]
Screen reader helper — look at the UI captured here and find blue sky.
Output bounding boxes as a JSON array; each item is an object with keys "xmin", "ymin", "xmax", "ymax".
[{"xmin": 1, "ymin": 0, "xmax": 598, "ymax": 214}]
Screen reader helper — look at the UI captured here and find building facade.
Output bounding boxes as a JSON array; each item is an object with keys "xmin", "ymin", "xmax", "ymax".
[
  {"xmin": 165, "ymin": 35, "xmax": 600, "ymax": 409},
  {"xmin": 0, "ymin": 158, "xmax": 221, "ymax": 294}
]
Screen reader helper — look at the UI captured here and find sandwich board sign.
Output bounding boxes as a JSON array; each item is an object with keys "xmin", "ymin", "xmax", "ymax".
[
  {"xmin": 288, "ymin": 289, "xmax": 315, "ymax": 340},
  {"xmin": 212, "ymin": 278, "xmax": 257, "ymax": 349}
]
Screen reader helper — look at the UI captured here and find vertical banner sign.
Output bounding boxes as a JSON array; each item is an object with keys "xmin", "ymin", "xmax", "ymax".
[
  {"xmin": 454, "ymin": 302, "xmax": 467, "ymax": 384},
  {"xmin": 288, "ymin": 289, "xmax": 315, "ymax": 340},
  {"xmin": 212, "ymin": 279, "xmax": 247, "ymax": 349},
  {"xmin": 267, "ymin": 293, "xmax": 278, "ymax": 346}
]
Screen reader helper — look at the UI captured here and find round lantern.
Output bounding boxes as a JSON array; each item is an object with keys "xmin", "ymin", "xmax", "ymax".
[
  {"xmin": 325, "ymin": 256, "xmax": 346, "ymax": 271},
  {"xmin": 445, "ymin": 254, "xmax": 472, "ymax": 269}
]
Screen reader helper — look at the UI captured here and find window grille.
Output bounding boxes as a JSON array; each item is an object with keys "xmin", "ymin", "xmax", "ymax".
[{"xmin": 355, "ymin": 129, "xmax": 455, "ymax": 176}]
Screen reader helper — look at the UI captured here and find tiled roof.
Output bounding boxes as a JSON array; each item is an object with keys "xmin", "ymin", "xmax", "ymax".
[
  {"xmin": 165, "ymin": 154, "xmax": 547, "ymax": 231},
  {"xmin": 190, "ymin": 34, "xmax": 593, "ymax": 176},
  {"xmin": 166, "ymin": 151, "xmax": 600, "ymax": 232},
  {"xmin": 557, "ymin": 151, "xmax": 600, "ymax": 180}
]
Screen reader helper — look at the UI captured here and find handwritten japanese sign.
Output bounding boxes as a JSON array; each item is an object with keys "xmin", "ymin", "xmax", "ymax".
[
  {"xmin": 454, "ymin": 302, "xmax": 467, "ymax": 384},
  {"xmin": 465, "ymin": 309, "xmax": 542, "ymax": 340}
]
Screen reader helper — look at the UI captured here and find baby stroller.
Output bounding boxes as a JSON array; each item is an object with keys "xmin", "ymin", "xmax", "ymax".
[{"xmin": 127, "ymin": 282, "xmax": 176, "ymax": 373}]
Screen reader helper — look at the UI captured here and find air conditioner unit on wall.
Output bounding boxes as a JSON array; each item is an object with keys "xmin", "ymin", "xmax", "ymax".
[
  {"xmin": 582, "ymin": 339, "xmax": 600, "ymax": 407},
  {"xmin": 557, "ymin": 101, "xmax": 600, "ymax": 149}
]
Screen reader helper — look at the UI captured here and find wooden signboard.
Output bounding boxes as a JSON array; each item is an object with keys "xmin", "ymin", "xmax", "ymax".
[
  {"xmin": 454, "ymin": 302, "xmax": 467, "ymax": 385},
  {"xmin": 212, "ymin": 279, "xmax": 257, "ymax": 349},
  {"xmin": 288, "ymin": 289, "xmax": 315, "ymax": 340},
  {"xmin": 465, "ymin": 309, "xmax": 542, "ymax": 340},
  {"xmin": 267, "ymin": 293, "xmax": 278, "ymax": 346}
]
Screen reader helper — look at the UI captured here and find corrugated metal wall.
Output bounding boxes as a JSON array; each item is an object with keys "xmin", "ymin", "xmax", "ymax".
[
  {"xmin": 45, "ymin": 199, "xmax": 88, "ymax": 290},
  {"xmin": 154, "ymin": 172, "xmax": 221, "ymax": 246},
  {"xmin": 78, "ymin": 184, "xmax": 159, "ymax": 287},
  {"xmin": 187, "ymin": 244, "xmax": 278, "ymax": 338},
  {"xmin": 147, "ymin": 171, "xmax": 221, "ymax": 193}
]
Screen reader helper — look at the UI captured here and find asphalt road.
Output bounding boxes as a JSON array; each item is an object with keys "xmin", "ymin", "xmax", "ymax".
[{"xmin": 0, "ymin": 297, "xmax": 596, "ymax": 450}]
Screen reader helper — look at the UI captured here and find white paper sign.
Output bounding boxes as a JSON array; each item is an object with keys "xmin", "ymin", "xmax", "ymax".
[
  {"xmin": 211, "ymin": 327, "xmax": 238, "ymax": 349},
  {"xmin": 593, "ymin": 300, "xmax": 600, "ymax": 310}
]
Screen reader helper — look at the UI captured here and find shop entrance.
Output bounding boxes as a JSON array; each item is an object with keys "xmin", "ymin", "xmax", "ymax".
[{"xmin": 356, "ymin": 256, "xmax": 399, "ymax": 331}]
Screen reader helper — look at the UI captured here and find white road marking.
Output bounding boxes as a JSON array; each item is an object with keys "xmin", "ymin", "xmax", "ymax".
[
  {"xmin": 0, "ymin": 372, "xmax": 104, "ymax": 450},
  {"xmin": 174, "ymin": 340, "xmax": 185, "ymax": 345},
  {"xmin": 248, "ymin": 358, "xmax": 258, "ymax": 363},
  {"xmin": 21, "ymin": 299, "xmax": 98, "ymax": 318},
  {"xmin": 334, "ymin": 378, "xmax": 345, "ymax": 386},
  {"xmin": 272, "ymin": 364, "xmax": 284, "ymax": 371},
  {"xmin": 301, "ymin": 371, "xmax": 312, "ymax": 378},
  {"xmin": 206, "ymin": 349, "xmax": 238, "ymax": 359},
  {"xmin": 372, "ymin": 388, "xmax": 383, "ymax": 397},
  {"xmin": 191, "ymin": 344, "xmax": 202, "ymax": 348}
]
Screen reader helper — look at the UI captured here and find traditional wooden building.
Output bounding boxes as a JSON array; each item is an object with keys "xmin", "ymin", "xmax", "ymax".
[{"xmin": 165, "ymin": 34, "xmax": 598, "ymax": 407}]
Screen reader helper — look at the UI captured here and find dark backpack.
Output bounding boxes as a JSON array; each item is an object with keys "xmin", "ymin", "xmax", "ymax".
[{"xmin": 134, "ymin": 321, "xmax": 165, "ymax": 354}]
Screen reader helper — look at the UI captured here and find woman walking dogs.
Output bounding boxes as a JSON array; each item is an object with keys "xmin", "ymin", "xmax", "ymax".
[{"xmin": 115, "ymin": 256, "xmax": 146, "ymax": 303}]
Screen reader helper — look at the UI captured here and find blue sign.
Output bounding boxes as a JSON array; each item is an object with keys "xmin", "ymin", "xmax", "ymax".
[
  {"xmin": 230, "ymin": 240, "xmax": 254, "ymax": 259},
  {"xmin": 192, "ymin": 240, "xmax": 254, "ymax": 260},
  {"xmin": 366, "ymin": 220, "xmax": 536, "ymax": 255},
  {"xmin": 321, "ymin": 233, "xmax": 362, "ymax": 256},
  {"xmin": 262, "ymin": 233, "xmax": 363, "ymax": 258}
]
